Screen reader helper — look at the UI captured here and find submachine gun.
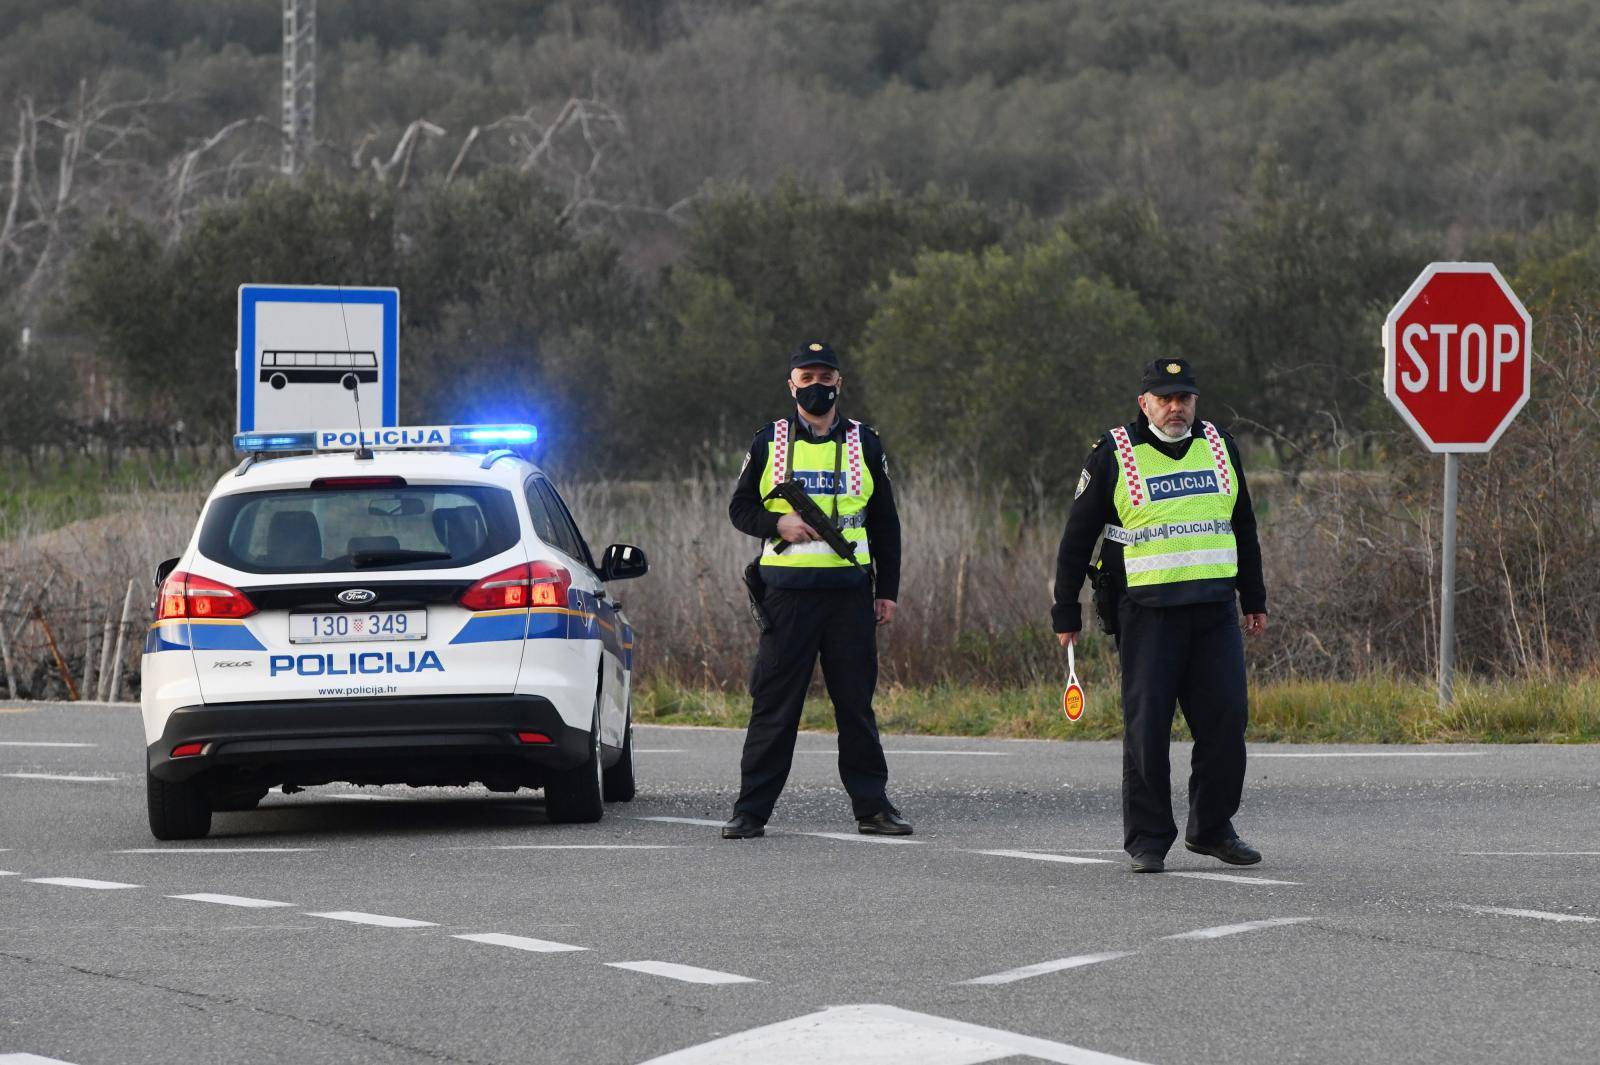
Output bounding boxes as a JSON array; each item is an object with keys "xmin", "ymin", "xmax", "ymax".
[
  {"xmin": 741, "ymin": 479, "xmax": 868, "ymax": 633},
  {"xmin": 764, "ymin": 479, "xmax": 868, "ymax": 572}
]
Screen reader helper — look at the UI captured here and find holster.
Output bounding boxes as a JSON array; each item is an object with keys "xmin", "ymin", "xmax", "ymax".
[
  {"xmin": 742, "ymin": 560, "xmax": 773, "ymax": 633},
  {"xmin": 1090, "ymin": 563, "xmax": 1123, "ymax": 637}
]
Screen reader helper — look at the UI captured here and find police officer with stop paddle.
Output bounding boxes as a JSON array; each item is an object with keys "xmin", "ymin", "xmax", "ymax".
[
  {"xmin": 1052, "ymin": 359, "xmax": 1268, "ymax": 873},
  {"xmin": 721, "ymin": 341, "xmax": 909, "ymax": 840}
]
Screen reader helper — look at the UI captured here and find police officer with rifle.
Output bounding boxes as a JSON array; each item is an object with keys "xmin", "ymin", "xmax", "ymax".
[
  {"xmin": 1052, "ymin": 359, "xmax": 1268, "ymax": 873},
  {"xmin": 722, "ymin": 341, "xmax": 909, "ymax": 839}
]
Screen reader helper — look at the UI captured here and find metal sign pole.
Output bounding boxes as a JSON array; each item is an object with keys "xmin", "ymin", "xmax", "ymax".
[{"xmin": 1438, "ymin": 452, "xmax": 1459, "ymax": 705}]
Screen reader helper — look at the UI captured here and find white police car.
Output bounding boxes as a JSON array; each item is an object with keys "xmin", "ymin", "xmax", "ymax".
[{"xmin": 140, "ymin": 424, "xmax": 646, "ymax": 840}]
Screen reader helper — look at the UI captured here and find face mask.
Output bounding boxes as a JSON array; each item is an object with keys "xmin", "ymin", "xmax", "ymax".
[{"xmin": 795, "ymin": 382, "xmax": 838, "ymax": 416}]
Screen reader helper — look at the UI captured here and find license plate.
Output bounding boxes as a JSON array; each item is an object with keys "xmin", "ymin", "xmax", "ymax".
[{"xmin": 288, "ymin": 610, "xmax": 427, "ymax": 644}]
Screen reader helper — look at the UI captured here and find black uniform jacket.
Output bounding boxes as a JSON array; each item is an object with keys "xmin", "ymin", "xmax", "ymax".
[
  {"xmin": 729, "ymin": 415, "xmax": 902, "ymax": 601},
  {"xmin": 1051, "ymin": 416, "xmax": 1266, "ymax": 633}
]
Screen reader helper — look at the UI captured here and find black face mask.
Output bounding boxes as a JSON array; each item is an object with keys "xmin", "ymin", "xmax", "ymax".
[{"xmin": 794, "ymin": 382, "xmax": 838, "ymax": 416}]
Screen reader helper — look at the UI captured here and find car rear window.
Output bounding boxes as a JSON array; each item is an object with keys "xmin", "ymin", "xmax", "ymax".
[{"xmin": 198, "ymin": 484, "xmax": 519, "ymax": 574}]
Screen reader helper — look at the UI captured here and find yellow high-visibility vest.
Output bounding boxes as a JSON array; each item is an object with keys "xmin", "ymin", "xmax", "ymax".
[
  {"xmin": 1106, "ymin": 421, "xmax": 1238, "ymax": 589},
  {"xmin": 758, "ymin": 418, "xmax": 874, "ymax": 571}
]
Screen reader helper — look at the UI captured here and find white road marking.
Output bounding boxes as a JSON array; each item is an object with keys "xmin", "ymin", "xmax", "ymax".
[
  {"xmin": 169, "ymin": 893, "xmax": 295, "ymax": 908},
  {"xmin": 1462, "ymin": 905, "xmax": 1599, "ymax": 924},
  {"xmin": 637, "ymin": 1003, "xmax": 1154, "ymax": 1064},
  {"xmin": 974, "ymin": 849, "xmax": 1116, "ymax": 866},
  {"xmin": 801, "ymin": 831, "xmax": 922, "ymax": 845},
  {"xmin": 632, "ymin": 816, "xmax": 728, "ymax": 827},
  {"xmin": 454, "ymin": 844, "xmax": 680, "ymax": 850},
  {"xmin": 1163, "ymin": 917, "xmax": 1310, "ymax": 940},
  {"xmin": 607, "ymin": 960, "xmax": 760, "ymax": 985},
  {"xmin": 453, "ymin": 932, "xmax": 588, "ymax": 953},
  {"xmin": 2, "ymin": 773, "xmax": 116, "ymax": 783},
  {"xmin": 26, "ymin": 877, "xmax": 139, "ymax": 890},
  {"xmin": 305, "ymin": 911, "xmax": 436, "ymax": 928},
  {"xmin": 0, "ymin": 1054, "xmax": 85, "ymax": 1064},
  {"xmin": 117, "ymin": 847, "xmax": 321, "ymax": 854},
  {"xmin": 1168, "ymin": 871, "xmax": 1301, "ymax": 886},
  {"xmin": 1252, "ymin": 751, "xmax": 1487, "ymax": 758},
  {"xmin": 0, "ymin": 871, "xmax": 16, "ymax": 877},
  {"xmin": 794, "ymin": 749, "xmax": 1013, "ymax": 756},
  {"xmin": 0, "ymin": 741, "xmax": 96, "ymax": 748},
  {"xmin": 963, "ymin": 951, "xmax": 1136, "ymax": 986},
  {"xmin": 1461, "ymin": 851, "xmax": 1600, "ymax": 856}
]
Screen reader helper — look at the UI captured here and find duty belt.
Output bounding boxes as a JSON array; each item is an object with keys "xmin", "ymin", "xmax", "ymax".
[{"xmin": 1102, "ymin": 519, "xmax": 1232, "ymax": 546}]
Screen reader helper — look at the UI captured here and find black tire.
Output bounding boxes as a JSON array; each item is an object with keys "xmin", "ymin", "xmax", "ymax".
[
  {"xmin": 602, "ymin": 715, "xmax": 635, "ymax": 803},
  {"xmin": 148, "ymin": 771, "xmax": 212, "ymax": 840},
  {"xmin": 546, "ymin": 704, "xmax": 604, "ymax": 824}
]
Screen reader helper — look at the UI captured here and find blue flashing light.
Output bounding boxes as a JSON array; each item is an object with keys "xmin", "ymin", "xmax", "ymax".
[
  {"xmin": 234, "ymin": 431, "xmax": 318, "ymax": 453},
  {"xmin": 456, "ymin": 425, "xmax": 538, "ymax": 445}
]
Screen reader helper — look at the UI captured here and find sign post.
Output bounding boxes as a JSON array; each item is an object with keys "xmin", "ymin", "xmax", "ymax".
[{"xmin": 1383, "ymin": 262, "xmax": 1531, "ymax": 704}]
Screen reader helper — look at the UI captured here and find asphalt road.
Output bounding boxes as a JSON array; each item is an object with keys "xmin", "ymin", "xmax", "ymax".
[{"xmin": 2, "ymin": 701, "xmax": 1598, "ymax": 1065}]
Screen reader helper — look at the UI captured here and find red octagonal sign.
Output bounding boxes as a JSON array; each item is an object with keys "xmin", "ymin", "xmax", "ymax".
[{"xmin": 1383, "ymin": 262, "xmax": 1531, "ymax": 453}]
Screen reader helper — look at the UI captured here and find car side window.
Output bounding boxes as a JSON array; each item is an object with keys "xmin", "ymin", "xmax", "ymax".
[
  {"xmin": 523, "ymin": 478, "xmax": 560, "ymax": 546},
  {"xmin": 534, "ymin": 479, "xmax": 594, "ymax": 570}
]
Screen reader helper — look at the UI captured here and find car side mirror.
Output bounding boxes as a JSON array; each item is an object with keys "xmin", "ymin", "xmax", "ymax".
[
  {"xmin": 151, "ymin": 557, "xmax": 181, "ymax": 612},
  {"xmin": 599, "ymin": 543, "xmax": 648, "ymax": 582}
]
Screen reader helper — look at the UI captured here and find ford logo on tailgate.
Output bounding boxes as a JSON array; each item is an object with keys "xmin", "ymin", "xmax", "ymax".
[{"xmin": 337, "ymin": 588, "xmax": 377, "ymax": 605}]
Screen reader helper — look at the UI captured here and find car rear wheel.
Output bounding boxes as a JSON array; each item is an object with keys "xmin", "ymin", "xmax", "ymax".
[
  {"xmin": 545, "ymin": 704, "xmax": 604, "ymax": 824},
  {"xmin": 602, "ymin": 714, "xmax": 635, "ymax": 803},
  {"xmin": 148, "ymin": 771, "xmax": 212, "ymax": 840}
]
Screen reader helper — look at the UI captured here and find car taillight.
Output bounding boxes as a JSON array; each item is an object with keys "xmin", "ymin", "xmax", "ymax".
[
  {"xmin": 155, "ymin": 572, "xmax": 257, "ymax": 620},
  {"xmin": 459, "ymin": 562, "xmax": 571, "ymax": 612}
]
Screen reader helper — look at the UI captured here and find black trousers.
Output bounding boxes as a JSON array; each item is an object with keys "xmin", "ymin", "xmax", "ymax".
[
  {"xmin": 1116, "ymin": 598, "xmax": 1248, "ymax": 856},
  {"xmin": 734, "ymin": 585, "xmax": 891, "ymax": 821}
]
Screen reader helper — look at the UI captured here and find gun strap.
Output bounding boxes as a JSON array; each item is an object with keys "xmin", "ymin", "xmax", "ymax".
[{"xmin": 782, "ymin": 415, "xmax": 843, "ymax": 522}]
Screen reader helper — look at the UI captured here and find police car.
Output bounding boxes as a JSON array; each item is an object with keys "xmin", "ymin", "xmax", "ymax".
[{"xmin": 140, "ymin": 424, "xmax": 645, "ymax": 840}]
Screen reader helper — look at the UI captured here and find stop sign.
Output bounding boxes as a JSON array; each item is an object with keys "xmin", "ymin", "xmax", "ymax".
[{"xmin": 1383, "ymin": 262, "xmax": 1531, "ymax": 452}]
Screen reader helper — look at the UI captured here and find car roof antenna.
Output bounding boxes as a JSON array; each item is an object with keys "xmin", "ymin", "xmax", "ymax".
[{"xmin": 336, "ymin": 284, "xmax": 374, "ymax": 460}]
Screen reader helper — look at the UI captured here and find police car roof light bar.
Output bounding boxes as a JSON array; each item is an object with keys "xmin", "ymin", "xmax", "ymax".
[{"xmin": 230, "ymin": 424, "xmax": 538, "ymax": 455}]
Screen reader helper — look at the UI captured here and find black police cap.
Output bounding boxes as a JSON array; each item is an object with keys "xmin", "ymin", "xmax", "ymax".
[
  {"xmin": 790, "ymin": 341, "xmax": 840, "ymax": 372},
  {"xmin": 1141, "ymin": 358, "xmax": 1199, "ymax": 396}
]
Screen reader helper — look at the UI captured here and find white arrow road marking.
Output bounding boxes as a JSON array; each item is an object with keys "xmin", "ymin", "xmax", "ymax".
[
  {"xmin": 1167, "ymin": 872, "xmax": 1301, "ymax": 886},
  {"xmin": 0, "ymin": 741, "xmax": 96, "ymax": 747},
  {"xmin": 25, "ymin": 877, "xmax": 139, "ymax": 890},
  {"xmin": 607, "ymin": 961, "xmax": 760, "ymax": 985},
  {"xmin": 632, "ymin": 816, "xmax": 728, "ymax": 827},
  {"xmin": 1462, "ymin": 905, "xmax": 1598, "ymax": 924},
  {"xmin": 1163, "ymin": 917, "xmax": 1310, "ymax": 940},
  {"xmin": 636, "ymin": 1003, "xmax": 1154, "ymax": 1064},
  {"xmin": 305, "ymin": 911, "xmax": 435, "ymax": 928},
  {"xmin": 454, "ymin": 932, "xmax": 588, "ymax": 953},
  {"xmin": 973, "ymin": 849, "xmax": 1117, "ymax": 866},
  {"xmin": 962, "ymin": 951, "xmax": 1137, "ymax": 986},
  {"xmin": 169, "ymin": 893, "xmax": 295, "ymax": 908},
  {"xmin": 3, "ymin": 773, "xmax": 116, "ymax": 783}
]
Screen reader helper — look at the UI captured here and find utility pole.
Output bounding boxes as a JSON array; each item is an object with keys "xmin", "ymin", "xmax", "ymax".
[{"xmin": 281, "ymin": 0, "xmax": 316, "ymax": 177}]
